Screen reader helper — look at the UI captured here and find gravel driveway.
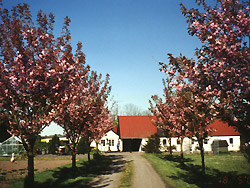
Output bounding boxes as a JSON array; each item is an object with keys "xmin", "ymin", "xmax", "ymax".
[{"xmin": 89, "ymin": 152, "xmax": 165, "ymax": 188}]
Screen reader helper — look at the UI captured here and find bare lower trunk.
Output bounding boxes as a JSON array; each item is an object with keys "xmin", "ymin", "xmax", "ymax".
[
  {"xmin": 86, "ymin": 140, "xmax": 91, "ymax": 162},
  {"xmin": 72, "ymin": 152, "xmax": 76, "ymax": 168},
  {"xmin": 198, "ymin": 138, "xmax": 205, "ymax": 175},
  {"xmin": 71, "ymin": 143, "xmax": 77, "ymax": 169},
  {"xmin": 180, "ymin": 137, "xmax": 184, "ymax": 165},
  {"xmin": 22, "ymin": 138, "xmax": 36, "ymax": 188},
  {"xmin": 26, "ymin": 151, "xmax": 34, "ymax": 187},
  {"xmin": 168, "ymin": 138, "xmax": 172, "ymax": 158}
]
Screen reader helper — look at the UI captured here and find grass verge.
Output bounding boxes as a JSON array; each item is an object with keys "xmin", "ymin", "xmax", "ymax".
[
  {"xmin": 6, "ymin": 154, "xmax": 112, "ymax": 188},
  {"xmin": 143, "ymin": 152, "xmax": 250, "ymax": 188},
  {"xmin": 118, "ymin": 161, "xmax": 134, "ymax": 188}
]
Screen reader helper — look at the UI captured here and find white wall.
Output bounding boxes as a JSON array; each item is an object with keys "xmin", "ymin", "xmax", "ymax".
[
  {"xmin": 90, "ymin": 130, "xmax": 121, "ymax": 152},
  {"xmin": 93, "ymin": 131, "xmax": 241, "ymax": 153},
  {"xmin": 139, "ymin": 138, "xmax": 148, "ymax": 152},
  {"xmin": 159, "ymin": 136, "xmax": 241, "ymax": 153}
]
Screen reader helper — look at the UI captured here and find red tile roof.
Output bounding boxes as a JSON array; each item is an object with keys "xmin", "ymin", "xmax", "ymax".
[
  {"xmin": 112, "ymin": 126, "xmax": 118, "ymax": 134},
  {"xmin": 118, "ymin": 116, "xmax": 240, "ymax": 138},
  {"xmin": 118, "ymin": 116, "xmax": 157, "ymax": 139},
  {"xmin": 209, "ymin": 119, "xmax": 240, "ymax": 136}
]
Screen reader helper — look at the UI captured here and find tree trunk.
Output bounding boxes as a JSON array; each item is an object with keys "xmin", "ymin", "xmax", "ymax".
[
  {"xmin": 180, "ymin": 137, "xmax": 184, "ymax": 165},
  {"xmin": 72, "ymin": 152, "xmax": 76, "ymax": 168},
  {"xmin": 168, "ymin": 138, "xmax": 172, "ymax": 158},
  {"xmin": 198, "ymin": 138, "xmax": 205, "ymax": 175},
  {"xmin": 23, "ymin": 138, "xmax": 36, "ymax": 188},
  {"xmin": 96, "ymin": 141, "xmax": 99, "ymax": 152},
  {"xmin": 71, "ymin": 144, "xmax": 77, "ymax": 169},
  {"xmin": 87, "ymin": 141, "xmax": 91, "ymax": 162},
  {"xmin": 26, "ymin": 151, "xmax": 34, "ymax": 187}
]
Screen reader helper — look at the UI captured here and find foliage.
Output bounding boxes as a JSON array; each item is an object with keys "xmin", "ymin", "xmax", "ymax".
[
  {"xmin": 241, "ymin": 144, "xmax": 250, "ymax": 163},
  {"xmin": 0, "ymin": 114, "xmax": 10, "ymax": 142},
  {"xmin": 157, "ymin": 0, "xmax": 250, "ymax": 173},
  {"xmin": 144, "ymin": 152, "xmax": 250, "ymax": 188},
  {"xmin": 179, "ymin": 0, "xmax": 250, "ymax": 144},
  {"xmin": 52, "ymin": 69, "xmax": 113, "ymax": 166},
  {"xmin": 48, "ymin": 134, "xmax": 61, "ymax": 154},
  {"xmin": 34, "ymin": 135, "xmax": 48, "ymax": 154},
  {"xmin": 77, "ymin": 137, "xmax": 89, "ymax": 154},
  {"xmin": 0, "ymin": 2, "xmax": 81, "ymax": 185},
  {"xmin": 142, "ymin": 133, "xmax": 161, "ymax": 153}
]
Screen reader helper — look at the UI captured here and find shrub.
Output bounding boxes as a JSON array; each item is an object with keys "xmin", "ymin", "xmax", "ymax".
[
  {"xmin": 48, "ymin": 134, "xmax": 61, "ymax": 154},
  {"xmin": 142, "ymin": 133, "xmax": 161, "ymax": 153},
  {"xmin": 77, "ymin": 137, "xmax": 89, "ymax": 154}
]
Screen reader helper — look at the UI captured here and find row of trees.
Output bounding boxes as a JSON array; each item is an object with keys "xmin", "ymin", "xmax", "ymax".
[
  {"xmin": 0, "ymin": 3, "xmax": 113, "ymax": 186},
  {"xmin": 150, "ymin": 0, "xmax": 250, "ymax": 175}
]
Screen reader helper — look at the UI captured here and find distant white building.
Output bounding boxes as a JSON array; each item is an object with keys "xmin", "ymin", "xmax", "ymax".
[
  {"xmin": 90, "ymin": 130, "xmax": 121, "ymax": 152},
  {"xmin": 158, "ymin": 119, "xmax": 241, "ymax": 153},
  {"xmin": 97, "ymin": 116, "xmax": 241, "ymax": 153},
  {"xmin": 41, "ymin": 134, "xmax": 68, "ymax": 143}
]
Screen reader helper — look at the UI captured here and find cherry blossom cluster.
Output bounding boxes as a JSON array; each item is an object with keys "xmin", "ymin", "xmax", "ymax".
[
  {"xmin": 179, "ymin": 0, "xmax": 250, "ymax": 134},
  {"xmin": 0, "ymin": 3, "xmax": 113, "ymax": 171}
]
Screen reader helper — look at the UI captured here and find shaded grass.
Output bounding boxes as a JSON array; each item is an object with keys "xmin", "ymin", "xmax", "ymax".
[
  {"xmin": 7, "ymin": 155, "xmax": 112, "ymax": 188},
  {"xmin": 118, "ymin": 161, "xmax": 134, "ymax": 188},
  {"xmin": 143, "ymin": 152, "xmax": 250, "ymax": 188}
]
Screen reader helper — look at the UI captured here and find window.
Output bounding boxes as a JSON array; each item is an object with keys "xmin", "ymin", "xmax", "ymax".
[
  {"xmin": 177, "ymin": 139, "xmax": 180, "ymax": 145},
  {"xmin": 204, "ymin": 139, "xmax": 208, "ymax": 144},
  {"xmin": 108, "ymin": 140, "xmax": 114, "ymax": 146},
  {"xmin": 230, "ymin": 138, "xmax": 233, "ymax": 144},
  {"xmin": 101, "ymin": 140, "xmax": 105, "ymax": 146},
  {"xmin": 163, "ymin": 139, "xmax": 167, "ymax": 145}
]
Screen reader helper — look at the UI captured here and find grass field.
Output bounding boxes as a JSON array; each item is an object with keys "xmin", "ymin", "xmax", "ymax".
[
  {"xmin": 143, "ymin": 152, "xmax": 250, "ymax": 188},
  {"xmin": 6, "ymin": 155, "xmax": 112, "ymax": 188}
]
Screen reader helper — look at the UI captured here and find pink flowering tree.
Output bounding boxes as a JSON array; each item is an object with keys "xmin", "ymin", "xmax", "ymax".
[
  {"xmin": 150, "ymin": 96, "xmax": 175, "ymax": 156},
  {"xmin": 180, "ymin": 0, "xmax": 250, "ymax": 142},
  {"xmin": 53, "ymin": 71, "xmax": 112, "ymax": 166},
  {"xmin": 81, "ymin": 72, "xmax": 113, "ymax": 162},
  {"xmin": 51, "ymin": 72, "xmax": 89, "ymax": 168},
  {"xmin": 150, "ymin": 78, "xmax": 191, "ymax": 160},
  {"xmin": 173, "ymin": 89, "xmax": 193, "ymax": 163},
  {"xmin": 160, "ymin": 54, "xmax": 217, "ymax": 175},
  {"xmin": 182, "ymin": 88, "xmax": 216, "ymax": 175},
  {"xmin": 0, "ymin": 3, "xmax": 80, "ymax": 185}
]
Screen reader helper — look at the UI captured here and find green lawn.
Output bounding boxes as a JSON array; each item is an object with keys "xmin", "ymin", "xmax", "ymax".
[
  {"xmin": 7, "ymin": 155, "xmax": 112, "ymax": 188},
  {"xmin": 143, "ymin": 152, "xmax": 250, "ymax": 188}
]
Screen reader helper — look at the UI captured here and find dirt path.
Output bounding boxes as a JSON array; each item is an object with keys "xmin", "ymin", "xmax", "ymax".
[
  {"xmin": 131, "ymin": 153, "xmax": 165, "ymax": 188},
  {"xmin": 89, "ymin": 152, "xmax": 165, "ymax": 188},
  {"xmin": 89, "ymin": 153, "xmax": 132, "ymax": 188}
]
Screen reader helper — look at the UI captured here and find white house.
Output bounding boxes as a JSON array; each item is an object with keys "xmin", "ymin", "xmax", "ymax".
[
  {"xmin": 90, "ymin": 130, "xmax": 121, "ymax": 152},
  {"xmin": 158, "ymin": 119, "xmax": 241, "ymax": 153},
  {"xmin": 89, "ymin": 116, "xmax": 241, "ymax": 154}
]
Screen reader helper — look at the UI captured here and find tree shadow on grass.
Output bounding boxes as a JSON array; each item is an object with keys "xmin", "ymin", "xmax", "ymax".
[
  {"xmin": 162, "ymin": 154, "xmax": 194, "ymax": 163},
  {"xmin": 163, "ymin": 155, "xmax": 250, "ymax": 188},
  {"xmin": 33, "ymin": 154, "xmax": 130, "ymax": 188}
]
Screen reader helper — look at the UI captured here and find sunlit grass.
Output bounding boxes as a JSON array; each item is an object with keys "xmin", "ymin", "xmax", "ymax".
[
  {"xmin": 118, "ymin": 161, "xmax": 134, "ymax": 188},
  {"xmin": 143, "ymin": 152, "xmax": 250, "ymax": 188}
]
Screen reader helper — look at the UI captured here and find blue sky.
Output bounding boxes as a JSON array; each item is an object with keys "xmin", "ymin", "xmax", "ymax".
[{"xmin": 3, "ymin": 0, "xmax": 207, "ymax": 135}]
